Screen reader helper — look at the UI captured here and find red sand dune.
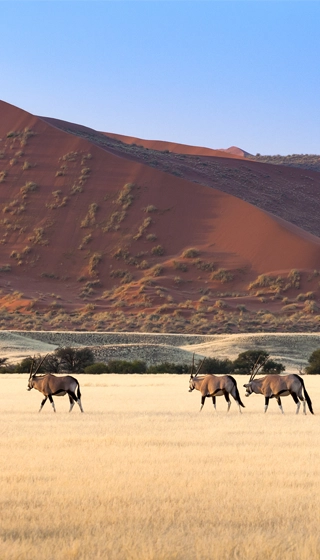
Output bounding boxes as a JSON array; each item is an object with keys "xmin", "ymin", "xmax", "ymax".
[
  {"xmin": 1, "ymin": 100, "xmax": 320, "ymax": 331},
  {"xmin": 103, "ymin": 131, "xmax": 246, "ymax": 159}
]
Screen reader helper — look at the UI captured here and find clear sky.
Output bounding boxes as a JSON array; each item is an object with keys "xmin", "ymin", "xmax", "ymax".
[{"xmin": 1, "ymin": 1, "xmax": 319, "ymax": 155}]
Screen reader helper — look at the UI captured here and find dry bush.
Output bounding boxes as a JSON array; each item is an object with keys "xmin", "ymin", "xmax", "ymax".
[
  {"xmin": 28, "ymin": 227, "xmax": 49, "ymax": 246},
  {"xmin": 70, "ymin": 183, "xmax": 83, "ymax": 195},
  {"xmin": 116, "ymin": 183, "xmax": 135, "ymax": 209},
  {"xmin": 193, "ymin": 259, "xmax": 216, "ymax": 272},
  {"xmin": 151, "ymin": 244, "xmax": 164, "ymax": 256},
  {"xmin": 22, "ymin": 160, "xmax": 32, "ymax": 170},
  {"xmin": 20, "ymin": 181, "xmax": 38, "ymax": 197},
  {"xmin": 88, "ymin": 252, "xmax": 102, "ymax": 276},
  {"xmin": 143, "ymin": 205, "xmax": 157, "ymax": 213},
  {"xmin": 6, "ymin": 130, "xmax": 19, "ymax": 138},
  {"xmin": 110, "ymin": 269, "xmax": 127, "ymax": 279},
  {"xmin": 60, "ymin": 151, "xmax": 78, "ymax": 162},
  {"xmin": 137, "ymin": 260, "xmax": 149, "ymax": 270},
  {"xmin": 79, "ymin": 234, "xmax": 92, "ymax": 250},
  {"xmin": 103, "ymin": 210, "xmax": 126, "ymax": 232},
  {"xmin": 146, "ymin": 233, "xmax": 157, "ymax": 241},
  {"xmin": 173, "ymin": 261, "xmax": 188, "ymax": 272},
  {"xmin": 303, "ymin": 300, "xmax": 319, "ymax": 314},
  {"xmin": 182, "ymin": 248, "xmax": 200, "ymax": 258},
  {"xmin": 215, "ymin": 299, "xmax": 227, "ymax": 308},
  {"xmin": 3, "ymin": 200, "xmax": 26, "ymax": 215},
  {"xmin": 81, "ymin": 203, "xmax": 98, "ymax": 228},
  {"xmin": 120, "ymin": 272, "xmax": 134, "ymax": 284},
  {"xmin": 20, "ymin": 127, "xmax": 35, "ymax": 146},
  {"xmin": 249, "ymin": 273, "xmax": 284, "ymax": 291},
  {"xmin": 133, "ymin": 217, "xmax": 152, "ymax": 240},
  {"xmin": 287, "ymin": 269, "xmax": 301, "ymax": 289},
  {"xmin": 149, "ymin": 264, "xmax": 163, "ymax": 277},
  {"xmin": 296, "ymin": 292, "xmax": 315, "ymax": 302},
  {"xmin": 112, "ymin": 247, "xmax": 130, "ymax": 260},
  {"xmin": 0, "ymin": 171, "xmax": 7, "ymax": 183},
  {"xmin": 80, "ymin": 167, "xmax": 91, "ymax": 176},
  {"xmin": 79, "ymin": 280, "xmax": 101, "ymax": 298},
  {"xmin": 47, "ymin": 190, "xmax": 68, "ymax": 210},
  {"xmin": 211, "ymin": 268, "xmax": 234, "ymax": 283},
  {"xmin": 81, "ymin": 153, "xmax": 92, "ymax": 164}
]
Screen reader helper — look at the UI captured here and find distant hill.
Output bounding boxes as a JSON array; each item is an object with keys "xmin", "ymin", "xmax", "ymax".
[
  {"xmin": 0, "ymin": 99, "xmax": 320, "ymax": 334},
  {"xmin": 252, "ymin": 153, "xmax": 320, "ymax": 173}
]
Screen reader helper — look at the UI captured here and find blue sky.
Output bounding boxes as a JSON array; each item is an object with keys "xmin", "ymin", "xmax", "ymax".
[{"xmin": 1, "ymin": 1, "xmax": 319, "ymax": 155}]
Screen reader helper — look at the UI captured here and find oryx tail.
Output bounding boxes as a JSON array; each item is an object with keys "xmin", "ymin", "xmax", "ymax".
[
  {"xmin": 295, "ymin": 374, "xmax": 314, "ymax": 414},
  {"xmin": 227, "ymin": 375, "xmax": 245, "ymax": 408}
]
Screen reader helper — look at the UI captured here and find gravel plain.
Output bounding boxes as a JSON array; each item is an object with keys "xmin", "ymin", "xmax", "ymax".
[{"xmin": 1, "ymin": 330, "xmax": 320, "ymax": 371}]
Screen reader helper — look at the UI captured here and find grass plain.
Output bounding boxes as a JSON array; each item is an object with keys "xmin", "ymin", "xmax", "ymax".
[{"xmin": 0, "ymin": 373, "xmax": 320, "ymax": 560}]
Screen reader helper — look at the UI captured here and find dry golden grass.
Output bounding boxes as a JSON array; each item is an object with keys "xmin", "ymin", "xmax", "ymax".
[{"xmin": 0, "ymin": 374, "xmax": 320, "ymax": 560}]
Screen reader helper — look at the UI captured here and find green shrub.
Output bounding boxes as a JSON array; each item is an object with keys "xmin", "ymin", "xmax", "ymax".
[
  {"xmin": 84, "ymin": 362, "xmax": 108, "ymax": 374},
  {"xmin": 107, "ymin": 360, "xmax": 147, "ymax": 373},
  {"xmin": 147, "ymin": 362, "xmax": 189, "ymax": 373}
]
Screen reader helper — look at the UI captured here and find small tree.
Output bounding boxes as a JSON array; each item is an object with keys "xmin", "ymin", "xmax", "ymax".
[
  {"xmin": 44, "ymin": 354, "xmax": 60, "ymax": 373},
  {"xmin": 202, "ymin": 358, "xmax": 233, "ymax": 375},
  {"xmin": 232, "ymin": 350, "xmax": 285, "ymax": 376},
  {"xmin": 54, "ymin": 347, "xmax": 94, "ymax": 373},
  {"xmin": 306, "ymin": 349, "xmax": 320, "ymax": 374},
  {"xmin": 262, "ymin": 359, "xmax": 285, "ymax": 375}
]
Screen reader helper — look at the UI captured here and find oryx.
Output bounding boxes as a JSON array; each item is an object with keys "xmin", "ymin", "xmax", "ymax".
[
  {"xmin": 189, "ymin": 356, "xmax": 245, "ymax": 413},
  {"xmin": 243, "ymin": 361, "xmax": 313, "ymax": 414},
  {"xmin": 27, "ymin": 356, "xmax": 84, "ymax": 413}
]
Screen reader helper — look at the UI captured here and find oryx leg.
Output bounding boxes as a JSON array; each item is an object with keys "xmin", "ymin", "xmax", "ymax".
[
  {"xmin": 212, "ymin": 396, "xmax": 216, "ymax": 410},
  {"xmin": 298, "ymin": 395, "xmax": 307, "ymax": 415},
  {"xmin": 68, "ymin": 394, "xmax": 75, "ymax": 412},
  {"xmin": 68, "ymin": 390, "xmax": 84, "ymax": 413},
  {"xmin": 48, "ymin": 394, "xmax": 56, "ymax": 413},
  {"xmin": 200, "ymin": 395, "xmax": 206, "ymax": 411},
  {"xmin": 39, "ymin": 396, "xmax": 47, "ymax": 412},
  {"xmin": 276, "ymin": 396, "xmax": 284, "ymax": 414},
  {"xmin": 291, "ymin": 392, "xmax": 301, "ymax": 414},
  {"xmin": 264, "ymin": 396, "xmax": 270, "ymax": 413},
  {"xmin": 223, "ymin": 391, "xmax": 231, "ymax": 412}
]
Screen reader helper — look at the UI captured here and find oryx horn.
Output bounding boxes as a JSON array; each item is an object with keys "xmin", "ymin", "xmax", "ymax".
[
  {"xmin": 191, "ymin": 353, "xmax": 195, "ymax": 377},
  {"xmin": 29, "ymin": 356, "xmax": 35, "ymax": 379},
  {"xmin": 33, "ymin": 354, "xmax": 48, "ymax": 377},
  {"xmin": 195, "ymin": 356, "xmax": 206, "ymax": 377},
  {"xmin": 249, "ymin": 354, "xmax": 269, "ymax": 382}
]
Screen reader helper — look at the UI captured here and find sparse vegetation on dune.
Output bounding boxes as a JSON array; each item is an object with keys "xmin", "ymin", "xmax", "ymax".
[
  {"xmin": 1, "ymin": 103, "xmax": 320, "ymax": 334},
  {"xmin": 0, "ymin": 374, "xmax": 319, "ymax": 559}
]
